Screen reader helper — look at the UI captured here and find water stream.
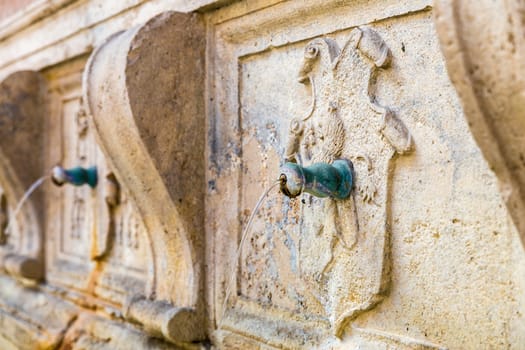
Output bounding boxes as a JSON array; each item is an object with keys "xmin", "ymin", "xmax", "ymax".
[
  {"xmin": 5, "ymin": 175, "xmax": 49, "ymax": 235},
  {"xmin": 217, "ymin": 180, "xmax": 280, "ymax": 333}
]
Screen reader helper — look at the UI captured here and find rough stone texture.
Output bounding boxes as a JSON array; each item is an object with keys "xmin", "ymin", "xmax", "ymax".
[
  {"xmin": 0, "ymin": 5, "xmax": 209, "ymax": 349},
  {"xmin": 434, "ymin": 0, "xmax": 525, "ymax": 249},
  {"xmin": 0, "ymin": 0, "xmax": 523, "ymax": 349},
  {"xmin": 41, "ymin": 56, "xmax": 155, "ymax": 311}
]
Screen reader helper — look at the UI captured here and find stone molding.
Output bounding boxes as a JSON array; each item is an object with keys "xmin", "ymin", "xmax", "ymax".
[
  {"xmin": 0, "ymin": 0, "xmax": 76, "ymax": 41},
  {"xmin": 0, "ymin": 275, "xmax": 77, "ymax": 349},
  {"xmin": 0, "ymin": 0, "xmax": 238, "ymax": 82},
  {"xmin": 124, "ymin": 294, "xmax": 200, "ymax": 344}
]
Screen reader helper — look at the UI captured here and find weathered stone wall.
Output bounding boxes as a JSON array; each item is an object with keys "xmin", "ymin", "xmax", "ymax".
[{"xmin": 0, "ymin": 0, "xmax": 522, "ymax": 349}]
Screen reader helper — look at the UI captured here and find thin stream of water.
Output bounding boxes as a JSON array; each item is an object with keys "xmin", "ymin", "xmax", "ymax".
[
  {"xmin": 5, "ymin": 175, "xmax": 49, "ymax": 235},
  {"xmin": 217, "ymin": 180, "xmax": 280, "ymax": 333}
]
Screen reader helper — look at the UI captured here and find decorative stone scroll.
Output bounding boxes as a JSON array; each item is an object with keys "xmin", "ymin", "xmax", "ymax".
[
  {"xmin": 83, "ymin": 11, "xmax": 206, "ymax": 342},
  {"xmin": 0, "ymin": 71, "xmax": 48, "ymax": 281},
  {"xmin": 434, "ymin": 0, "xmax": 525, "ymax": 247}
]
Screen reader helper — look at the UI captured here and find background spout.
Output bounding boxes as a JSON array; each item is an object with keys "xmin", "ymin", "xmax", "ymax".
[{"xmin": 51, "ymin": 166, "xmax": 98, "ymax": 188}]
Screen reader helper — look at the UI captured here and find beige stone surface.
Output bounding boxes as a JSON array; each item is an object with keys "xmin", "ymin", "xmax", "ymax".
[
  {"xmin": 60, "ymin": 313, "xmax": 187, "ymax": 350},
  {"xmin": 434, "ymin": 0, "xmax": 525, "ymax": 250},
  {"xmin": 206, "ymin": 0, "xmax": 525, "ymax": 348},
  {"xmin": 0, "ymin": 0, "xmax": 523, "ymax": 349}
]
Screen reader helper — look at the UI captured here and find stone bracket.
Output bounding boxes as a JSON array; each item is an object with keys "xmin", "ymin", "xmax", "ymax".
[
  {"xmin": 3, "ymin": 253, "xmax": 43, "ymax": 281},
  {"xmin": 83, "ymin": 9, "xmax": 206, "ymax": 340},
  {"xmin": 0, "ymin": 70, "xmax": 48, "ymax": 280}
]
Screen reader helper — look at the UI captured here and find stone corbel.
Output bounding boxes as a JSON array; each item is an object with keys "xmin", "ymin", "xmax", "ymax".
[
  {"xmin": 124, "ymin": 295, "xmax": 200, "ymax": 343},
  {"xmin": 83, "ymin": 11, "xmax": 206, "ymax": 342},
  {"xmin": 434, "ymin": 0, "xmax": 525, "ymax": 247},
  {"xmin": 0, "ymin": 71, "xmax": 48, "ymax": 281}
]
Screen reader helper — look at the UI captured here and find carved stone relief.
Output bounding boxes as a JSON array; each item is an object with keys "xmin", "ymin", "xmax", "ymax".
[
  {"xmin": 234, "ymin": 28, "xmax": 412, "ymax": 338},
  {"xmin": 0, "ymin": 71, "xmax": 47, "ymax": 281},
  {"xmin": 0, "ymin": 70, "xmax": 82, "ymax": 349},
  {"xmin": 94, "ymin": 188, "xmax": 152, "ymax": 305},
  {"xmin": 284, "ymin": 28, "xmax": 411, "ymax": 335},
  {"xmin": 206, "ymin": 1, "xmax": 464, "ymax": 348},
  {"xmin": 0, "ymin": 10, "xmax": 208, "ymax": 347},
  {"xmin": 60, "ymin": 100, "xmax": 97, "ymax": 261}
]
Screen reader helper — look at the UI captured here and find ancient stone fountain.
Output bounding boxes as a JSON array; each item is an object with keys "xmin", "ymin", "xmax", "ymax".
[{"xmin": 0, "ymin": 1, "xmax": 524, "ymax": 349}]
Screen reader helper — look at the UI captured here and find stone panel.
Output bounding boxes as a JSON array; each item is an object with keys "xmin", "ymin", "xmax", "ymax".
[
  {"xmin": 83, "ymin": 10, "xmax": 207, "ymax": 343},
  {"xmin": 434, "ymin": 0, "xmax": 525, "ymax": 249},
  {"xmin": 207, "ymin": 0, "xmax": 525, "ymax": 349},
  {"xmin": 44, "ymin": 59, "xmax": 150, "ymax": 307}
]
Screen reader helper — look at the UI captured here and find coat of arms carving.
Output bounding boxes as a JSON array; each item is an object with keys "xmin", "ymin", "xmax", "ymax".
[{"xmin": 280, "ymin": 27, "xmax": 413, "ymax": 336}]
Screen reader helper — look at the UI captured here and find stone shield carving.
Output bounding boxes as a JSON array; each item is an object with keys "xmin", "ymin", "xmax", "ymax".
[{"xmin": 284, "ymin": 27, "xmax": 412, "ymax": 335}]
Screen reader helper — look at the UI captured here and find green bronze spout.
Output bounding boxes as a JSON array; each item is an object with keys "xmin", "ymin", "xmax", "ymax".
[
  {"xmin": 279, "ymin": 159, "xmax": 353, "ymax": 200},
  {"xmin": 51, "ymin": 165, "xmax": 98, "ymax": 188}
]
